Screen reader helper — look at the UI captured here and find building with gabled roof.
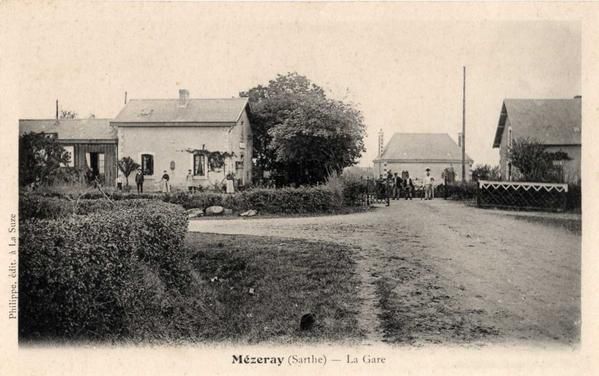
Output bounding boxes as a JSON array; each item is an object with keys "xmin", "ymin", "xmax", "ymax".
[
  {"xmin": 19, "ymin": 90, "xmax": 253, "ymax": 189},
  {"xmin": 373, "ymin": 131, "xmax": 473, "ymax": 183},
  {"xmin": 492, "ymin": 97, "xmax": 581, "ymax": 183},
  {"xmin": 19, "ymin": 118, "xmax": 118, "ymax": 185},
  {"xmin": 112, "ymin": 90, "xmax": 253, "ymax": 189}
]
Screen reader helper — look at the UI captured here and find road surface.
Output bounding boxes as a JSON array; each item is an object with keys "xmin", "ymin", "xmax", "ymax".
[{"xmin": 189, "ymin": 199, "xmax": 581, "ymax": 346}]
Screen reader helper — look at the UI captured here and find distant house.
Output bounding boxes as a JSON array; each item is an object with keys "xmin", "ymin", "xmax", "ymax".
[
  {"xmin": 112, "ymin": 90, "xmax": 253, "ymax": 189},
  {"xmin": 19, "ymin": 118, "xmax": 118, "ymax": 185},
  {"xmin": 373, "ymin": 131, "xmax": 473, "ymax": 183},
  {"xmin": 492, "ymin": 97, "xmax": 581, "ymax": 183}
]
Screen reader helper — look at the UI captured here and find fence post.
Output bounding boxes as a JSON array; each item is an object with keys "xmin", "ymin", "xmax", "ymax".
[
  {"xmin": 476, "ymin": 180, "xmax": 481, "ymax": 208},
  {"xmin": 366, "ymin": 177, "xmax": 370, "ymax": 206}
]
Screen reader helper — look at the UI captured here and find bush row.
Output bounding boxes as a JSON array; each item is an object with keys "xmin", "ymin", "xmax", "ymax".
[
  {"xmin": 24, "ymin": 186, "xmax": 345, "ymax": 215},
  {"xmin": 19, "ymin": 201, "xmax": 190, "ymax": 339},
  {"xmin": 436, "ymin": 182, "xmax": 478, "ymax": 200}
]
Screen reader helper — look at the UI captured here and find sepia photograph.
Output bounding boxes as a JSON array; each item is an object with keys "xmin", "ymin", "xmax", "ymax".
[{"xmin": 1, "ymin": 1, "xmax": 597, "ymax": 375}]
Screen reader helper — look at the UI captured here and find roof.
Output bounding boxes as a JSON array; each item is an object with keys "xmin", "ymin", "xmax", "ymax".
[
  {"xmin": 492, "ymin": 98, "xmax": 581, "ymax": 148},
  {"xmin": 376, "ymin": 133, "xmax": 472, "ymax": 162},
  {"xmin": 112, "ymin": 97, "xmax": 249, "ymax": 124},
  {"xmin": 19, "ymin": 118, "xmax": 117, "ymax": 140}
]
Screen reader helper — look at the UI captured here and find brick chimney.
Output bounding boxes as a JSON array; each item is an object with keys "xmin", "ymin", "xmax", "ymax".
[{"xmin": 178, "ymin": 89, "xmax": 190, "ymax": 107}]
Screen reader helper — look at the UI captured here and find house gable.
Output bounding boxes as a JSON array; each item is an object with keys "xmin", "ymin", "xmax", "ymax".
[{"xmin": 493, "ymin": 98, "xmax": 581, "ymax": 148}]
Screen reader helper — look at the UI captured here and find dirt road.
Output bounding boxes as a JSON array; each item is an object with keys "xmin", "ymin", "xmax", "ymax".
[{"xmin": 188, "ymin": 200, "xmax": 580, "ymax": 346}]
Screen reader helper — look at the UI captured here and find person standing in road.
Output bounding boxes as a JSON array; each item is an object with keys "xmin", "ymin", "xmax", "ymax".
[
  {"xmin": 424, "ymin": 168, "xmax": 434, "ymax": 200},
  {"xmin": 135, "ymin": 167, "xmax": 144, "ymax": 194},
  {"xmin": 403, "ymin": 173, "xmax": 414, "ymax": 200},
  {"xmin": 393, "ymin": 172, "xmax": 403, "ymax": 200}
]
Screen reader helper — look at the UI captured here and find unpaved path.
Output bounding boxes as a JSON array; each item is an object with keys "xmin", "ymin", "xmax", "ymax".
[{"xmin": 188, "ymin": 200, "xmax": 580, "ymax": 346}]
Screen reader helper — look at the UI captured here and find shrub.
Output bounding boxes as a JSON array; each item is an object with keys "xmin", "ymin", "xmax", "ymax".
[
  {"xmin": 566, "ymin": 183, "xmax": 581, "ymax": 211},
  {"xmin": 19, "ymin": 201, "xmax": 190, "ymax": 340},
  {"xmin": 437, "ymin": 182, "xmax": 478, "ymax": 200}
]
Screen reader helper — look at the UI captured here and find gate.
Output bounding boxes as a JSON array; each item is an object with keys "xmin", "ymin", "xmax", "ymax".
[
  {"xmin": 477, "ymin": 180, "xmax": 568, "ymax": 211},
  {"xmin": 363, "ymin": 177, "xmax": 390, "ymax": 206}
]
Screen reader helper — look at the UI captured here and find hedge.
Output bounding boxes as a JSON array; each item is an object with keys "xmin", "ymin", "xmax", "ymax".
[
  {"xmin": 19, "ymin": 201, "xmax": 191, "ymax": 339},
  {"xmin": 24, "ymin": 186, "xmax": 345, "ymax": 214}
]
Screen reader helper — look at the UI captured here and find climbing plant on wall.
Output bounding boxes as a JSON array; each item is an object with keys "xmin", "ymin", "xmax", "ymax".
[{"xmin": 184, "ymin": 149, "xmax": 236, "ymax": 171}]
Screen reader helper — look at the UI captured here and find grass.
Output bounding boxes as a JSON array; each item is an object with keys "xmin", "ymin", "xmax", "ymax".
[{"xmin": 184, "ymin": 232, "xmax": 363, "ymax": 343}]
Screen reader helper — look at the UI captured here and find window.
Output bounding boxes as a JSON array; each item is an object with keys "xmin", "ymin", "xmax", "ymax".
[
  {"xmin": 507, "ymin": 127, "xmax": 513, "ymax": 148},
  {"xmin": 98, "ymin": 153, "xmax": 105, "ymax": 176},
  {"xmin": 61, "ymin": 146, "xmax": 75, "ymax": 167},
  {"xmin": 141, "ymin": 154, "xmax": 154, "ymax": 176},
  {"xmin": 193, "ymin": 154, "xmax": 206, "ymax": 177}
]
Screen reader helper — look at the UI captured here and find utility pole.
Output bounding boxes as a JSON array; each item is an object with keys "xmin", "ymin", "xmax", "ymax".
[{"xmin": 461, "ymin": 66, "xmax": 466, "ymax": 182}]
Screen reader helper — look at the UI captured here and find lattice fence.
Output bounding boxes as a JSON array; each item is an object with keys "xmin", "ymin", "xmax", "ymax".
[{"xmin": 477, "ymin": 180, "xmax": 568, "ymax": 211}]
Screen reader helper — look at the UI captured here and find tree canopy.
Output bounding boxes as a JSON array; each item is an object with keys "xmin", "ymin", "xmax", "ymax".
[
  {"xmin": 117, "ymin": 156, "xmax": 140, "ymax": 187},
  {"xmin": 472, "ymin": 164, "xmax": 501, "ymax": 181},
  {"xmin": 240, "ymin": 72, "xmax": 365, "ymax": 185},
  {"xmin": 509, "ymin": 138, "xmax": 570, "ymax": 182},
  {"xmin": 19, "ymin": 132, "xmax": 76, "ymax": 188}
]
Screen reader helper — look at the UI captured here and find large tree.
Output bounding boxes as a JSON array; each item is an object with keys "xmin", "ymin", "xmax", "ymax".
[
  {"xmin": 19, "ymin": 132, "xmax": 75, "ymax": 187},
  {"xmin": 240, "ymin": 72, "xmax": 365, "ymax": 185}
]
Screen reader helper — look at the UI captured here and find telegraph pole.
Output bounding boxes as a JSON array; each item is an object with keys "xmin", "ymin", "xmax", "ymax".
[{"xmin": 461, "ymin": 66, "xmax": 466, "ymax": 182}]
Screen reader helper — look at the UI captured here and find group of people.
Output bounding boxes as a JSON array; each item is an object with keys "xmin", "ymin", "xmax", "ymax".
[
  {"xmin": 376, "ymin": 167, "xmax": 435, "ymax": 200},
  {"xmin": 117, "ymin": 168, "xmax": 172, "ymax": 193},
  {"xmin": 117, "ymin": 168, "xmax": 235, "ymax": 194}
]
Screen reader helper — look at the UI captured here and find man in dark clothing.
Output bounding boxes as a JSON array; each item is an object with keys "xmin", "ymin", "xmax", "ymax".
[
  {"xmin": 393, "ymin": 172, "xmax": 403, "ymax": 200},
  {"xmin": 403, "ymin": 174, "xmax": 414, "ymax": 200},
  {"xmin": 135, "ymin": 168, "xmax": 144, "ymax": 193}
]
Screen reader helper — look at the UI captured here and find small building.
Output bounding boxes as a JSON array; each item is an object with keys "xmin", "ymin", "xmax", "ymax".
[
  {"xmin": 19, "ymin": 118, "xmax": 118, "ymax": 185},
  {"xmin": 112, "ymin": 90, "xmax": 253, "ymax": 190},
  {"xmin": 492, "ymin": 97, "xmax": 581, "ymax": 183},
  {"xmin": 373, "ymin": 131, "xmax": 473, "ymax": 183}
]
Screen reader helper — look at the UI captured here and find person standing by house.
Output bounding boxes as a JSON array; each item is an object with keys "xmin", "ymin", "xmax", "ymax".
[
  {"xmin": 186, "ymin": 169, "xmax": 195, "ymax": 193},
  {"xmin": 116, "ymin": 174, "xmax": 123, "ymax": 191},
  {"xmin": 135, "ymin": 167, "xmax": 144, "ymax": 194},
  {"xmin": 424, "ymin": 168, "xmax": 434, "ymax": 200},
  {"xmin": 161, "ymin": 170, "xmax": 170, "ymax": 193},
  {"xmin": 225, "ymin": 172, "xmax": 235, "ymax": 194}
]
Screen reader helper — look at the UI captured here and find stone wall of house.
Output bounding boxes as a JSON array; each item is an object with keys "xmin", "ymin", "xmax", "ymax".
[
  {"xmin": 227, "ymin": 109, "xmax": 253, "ymax": 185},
  {"xmin": 498, "ymin": 117, "xmax": 512, "ymax": 180},
  {"xmin": 499, "ymin": 116, "xmax": 581, "ymax": 183},
  {"xmin": 117, "ymin": 124, "xmax": 243, "ymax": 190}
]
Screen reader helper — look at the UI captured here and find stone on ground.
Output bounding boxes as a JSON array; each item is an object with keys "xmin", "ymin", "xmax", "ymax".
[
  {"xmin": 240, "ymin": 209, "xmax": 257, "ymax": 217},
  {"xmin": 205, "ymin": 206, "xmax": 224, "ymax": 215},
  {"xmin": 186, "ymin": 208, "xmax": 204, "ymax": 218}
]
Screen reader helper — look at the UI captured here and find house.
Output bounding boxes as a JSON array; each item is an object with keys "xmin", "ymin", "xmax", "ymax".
[
  {"xmin": 492, "ymin": 97, "xmax": 581, "ymax": 183},
  {"xmin": 112, "ymin": 90, "xmax": 253, "ymax": 189},
  {"xmin": 19, "ymin": 118, "xmax": 118, "ymax": 185},
  {"xmin": 373, "ymin": 131, "xmax": 473, "ymax": 183}
]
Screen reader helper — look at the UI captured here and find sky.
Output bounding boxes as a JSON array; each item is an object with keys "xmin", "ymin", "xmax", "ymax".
[{"xmin": 9, "ymin": 2, "xmax": 580, "ymax": 167}]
